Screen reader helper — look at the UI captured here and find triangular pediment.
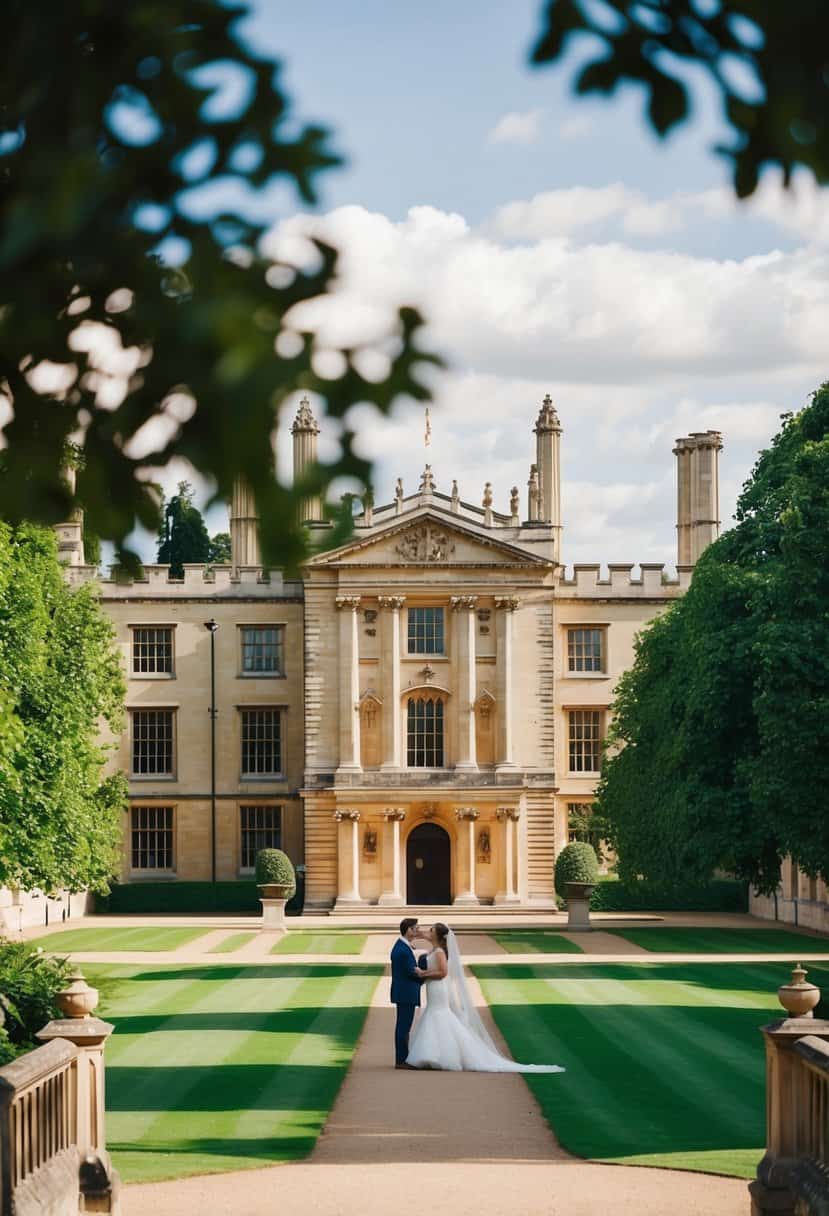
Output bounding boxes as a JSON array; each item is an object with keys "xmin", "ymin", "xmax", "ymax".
[{"xmin": 306, "ymin": 507, "xmax": 553, "ymax": 569}]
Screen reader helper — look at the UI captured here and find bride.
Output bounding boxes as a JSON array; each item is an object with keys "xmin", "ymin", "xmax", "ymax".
[{"xmin": 405, "ymin": 922, "xmax": 565, "ymax": 1074}]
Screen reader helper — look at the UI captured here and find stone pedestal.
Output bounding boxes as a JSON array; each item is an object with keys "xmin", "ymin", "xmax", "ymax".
[
  {"xmin": 260, "ymin": 898, "xmax": 287, "ymax": 930},
  {"xmin": 565, "ymin": 882, "xmax": 595, "ymax": 932}
]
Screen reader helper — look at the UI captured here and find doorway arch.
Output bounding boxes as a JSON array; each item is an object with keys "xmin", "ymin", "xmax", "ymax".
[{"xmin": 406, "ymin": 822, "xmax": 451, "ymax": 905}]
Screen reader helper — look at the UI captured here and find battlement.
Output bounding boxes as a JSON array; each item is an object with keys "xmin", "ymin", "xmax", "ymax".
[
  {"xmin": 65, "ymin": 563, "xmax": 303, "ymax": 599},
  {"xmin": 555, "ymin": 562, "xmax": 692, "ymax": 598}
]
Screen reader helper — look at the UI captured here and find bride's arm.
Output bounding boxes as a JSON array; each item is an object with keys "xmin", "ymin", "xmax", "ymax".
[{"xmin": 417, "ymin": 947, "xmax": 448, "ymax": 980}]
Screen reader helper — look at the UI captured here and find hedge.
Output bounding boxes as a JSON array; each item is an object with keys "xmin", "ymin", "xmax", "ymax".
[
  {"xmin": 95, "ymin": 878, "xmax": 304, "ymax": 915},
  {"xmin": 588, "ymin": 878, "xmax": 748, "ymax": 913}
]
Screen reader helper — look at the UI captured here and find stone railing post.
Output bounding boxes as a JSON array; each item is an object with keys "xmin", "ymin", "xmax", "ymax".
[
  {"xmin": 749, "ymin": 964, "xmax": 829, "ymax": 1216},
  {"xmin": 36, "ymin": 969, "xmax": 120, "ymax": 1214}
]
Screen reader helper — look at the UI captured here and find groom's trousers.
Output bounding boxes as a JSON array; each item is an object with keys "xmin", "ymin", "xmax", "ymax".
[{"xmin": 394, "ymin": 1003, "xmax": 416, "ymax": 1065}]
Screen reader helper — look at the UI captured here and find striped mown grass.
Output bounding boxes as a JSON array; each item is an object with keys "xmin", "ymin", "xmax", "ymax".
[
  {"xmin": 474, "ymin": 961, "xmax": 829, "ymax": 1177},
  {"xmin": 609, "ymin": 928, "xmax": 829, "ymax": 954},
  {"xmin": 86, "ymin": 962, "xmax": 381, "ymax": 1182},
  {"xmin": 35, "ymin": 926, "xmax": 210, "ymax": 953},
  {"xmin": 491, "ymin": 931, "xmax": 583, "ymax": 955},
  {"xmin": 271, "ymin": 932, "xmax": 367, "ymax": 955},
  {"xmin": 208, "ymin": 933, "xmax": 257, "ymax": 954}
]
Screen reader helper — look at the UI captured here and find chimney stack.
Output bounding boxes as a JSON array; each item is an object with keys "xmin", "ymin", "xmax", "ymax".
[
  {"xmin": 673, "ymin": 430, "xmax": 723, "ymax": 566},
  {"xmin": 291, "ymin": 395, "xmax": 323, "ymax": 524},
  {"xmin": 229, "ymin": 478, "xmax": 260, "ymax": 569}
]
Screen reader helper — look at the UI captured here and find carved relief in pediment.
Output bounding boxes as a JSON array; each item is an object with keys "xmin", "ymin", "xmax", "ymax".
[{"xmin": 394, "ymin": 524, "xmax": 456, "ymax": 563}]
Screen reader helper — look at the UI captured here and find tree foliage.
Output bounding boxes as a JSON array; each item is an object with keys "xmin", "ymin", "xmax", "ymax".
[
  {"xmin": 0, "ymin": 2, "xmax": 437, "ymax": 571},
  {"xmin": 531, "ymin": 1, "xmax": 829, "ymax": 198},
  {"xmin": 156, "ymin": 480, "xmax": 210, "ymax": 575},
  {"xmin": 597, "ymin": 383, "xmax": 829, "ymax": 893},
  {"xmin": 0, "ymin": 524, "xmax": 127, "ymax": 894}
]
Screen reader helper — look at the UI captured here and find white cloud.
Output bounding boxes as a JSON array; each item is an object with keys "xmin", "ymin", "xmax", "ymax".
[
  {"xmin": 558, "ymin": 114, "xmax": 595, "ymax": 141},
  {"xmin": 487, "ymin": 109, "xmax": 543, "ymax": 146}
]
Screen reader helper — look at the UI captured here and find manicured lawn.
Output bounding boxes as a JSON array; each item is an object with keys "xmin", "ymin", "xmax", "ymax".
[
  {"xmin": 271, "ymin": 933, "xmax": 367, "ymax": 956},
  {"xmin": 35, "ymin": 926, "xmax": 211, "ymax": 953},
  {"xmin": 86, "ymin": 962, "xmax": 381, "ymax": 1182},
  {"xmin": 475, "ymin": 960, "xmax": 829, "ymax": 1177},
  {"xmin": 208, "ymin": 933, "xmax": 257, "ymax": 954},
  {"xmin": 491, "ymin": 931, "xmax": 584, "ymax": 955},
  {"xmin": 610, "ymin": 928, "xmax": 829, "ymax": 954}
]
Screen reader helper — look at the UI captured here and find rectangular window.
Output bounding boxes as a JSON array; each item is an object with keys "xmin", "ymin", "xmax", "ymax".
[
  {"xmin": 132, "ymin": 627, "xmax": 174, "ymax": 675},
  {"xmin": 131, "ymin": 709, "xmax": 175, "ymax": 776},
  {"xmin": 131, "ymin": 806, "xmax": 174, "ymax": 870},
  {"xmin": 407, "ymin": 697, "xmax": 445, "ymax": 767},
  {"xmin": 407, "ymin": 607, "xmax": 445, "ymax": 655},
  {"xmin": 567, "ymin": 628, "xmax": 605, "ymax": 673},
  {"xmin": 240, "ymin": 804, "xmax": 282, "ymax": 870},
  {"xmin": 240, "ymin": 626, "xmax": 284, "ymax": 676},
  {"xmin": 568, "ymin": 710, "xmax": 602, "ymax": 773},
  {"xmin": 241, "ymin": 709, "xmax": 282, "ymax": 777}
]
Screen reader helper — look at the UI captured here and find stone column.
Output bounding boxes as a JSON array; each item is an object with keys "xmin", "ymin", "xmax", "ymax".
[
  {"xmin": 534, "ymin": 394, "xmax": 562, "ymax": 551},
  {"xmin": 673, "ymin": 430, "xmax": 723, "ymax": 566},
  {"xmin": 495, "ymin": 808, "xmax": 520, "ymax": 905},
  {"xmin": 495, "ymin": 597, "xmax": 519, "ymax": 770},
  {"xmin": 336, "ymin": 596, "xmax": 362, "ymax": 774},
  {"xmin": 451, "ymin": 595, "xmax": 478, "ymax": 771},
  {"xmin": 379, "ymin": 808, "xmax": 406, "ymax": 906},
  {"xmin": 333, "ymin": 810, "xmax": 363, "ymax": 907},
  {"xmin": 291, "ymin": 395, "xmax": 323, "ymax": 524},
  {"xmin": 230, "ymin": 477, "xmax": 260, "ymax": 570},
  {"xmin": 379, "ymin": 596, "xmax": 406, "ymax": 770},
  {"xmin": 454, "ymin": 808, "xmax": 480, "ymax": 906}
]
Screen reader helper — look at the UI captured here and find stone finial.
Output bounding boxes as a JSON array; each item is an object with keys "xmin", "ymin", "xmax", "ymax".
[
  {"xmin": 510, "ymin": 486, "xmax": 520, "ymax": 520},
  {"xmin": 291, "ymin": 394, "xmax": 320, "ymax": 435},
  {"xmin": 778, "ymin": 963, "xmax": 821, "ymax": 1017},
  {"xmin": 419, "ymin": 464, "xmax": 435, "ymax": 494},
  {"xmin": 450, "ymin": 480, "xmax": 460, "ymax": 513},
  {"xmin": 534, "ymin": 392, "xmax": 561, "ymax": 433},
  {"xmin": 528, "ymin": 463, "xmax": 541, "ymax": 521},
  {"xmin": 482, "ymin": 482, "xmax": 493, "ymax": 509},
  {"xmin": 362, "ymin": 486, "xmax": 374, "ymax": 527},
  {"xmin": 394, "ymin": 477, "xmax": 404, "ymax": 515},
  {"xmin": 55, "ymin": 970, "xmax": 99, "ymax": 1019}
]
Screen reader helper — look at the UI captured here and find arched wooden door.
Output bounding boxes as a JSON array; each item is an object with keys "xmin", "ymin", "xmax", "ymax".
[{"xmin": 406, "ymin": 822, "xmax": 451, "ymax": 905}]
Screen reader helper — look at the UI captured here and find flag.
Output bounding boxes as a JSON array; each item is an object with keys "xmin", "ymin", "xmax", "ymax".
[{"xmin": 425, "ymin": 407, "xmax": 432, "ymax": 448}]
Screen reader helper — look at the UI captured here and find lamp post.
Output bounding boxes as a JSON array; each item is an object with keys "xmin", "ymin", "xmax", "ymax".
[{"xmin": 204, "ymin": 619, "xmax": 219, "ymax": 884}]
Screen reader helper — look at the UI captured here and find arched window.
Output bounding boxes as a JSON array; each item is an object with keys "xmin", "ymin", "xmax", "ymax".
[{"xmin": 407, "ymin": 696, "xmax": 444, "ymax": 767}]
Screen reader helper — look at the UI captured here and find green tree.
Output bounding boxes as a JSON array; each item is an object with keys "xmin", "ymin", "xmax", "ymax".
[
  {"xmin": 207, "ymin": 531, "xmax": 232, "ymax": 564},
  {"xmin": 0, "ymin": 2, "xmax": 436, "ymax": 572},
  {"xmin": 0, "ymin": 524, "xmax": 127, "ymax": 894},
  {"xmin": 156, "ymin": 481, "xmax": 210, "ymax": 576},
  {"xmin": 596, "ymin": 383, "xmax": 829, "ymax": 894},
  {"xmin": 531, "ymin": 2, "xmax": 829, "ymax": 197}
]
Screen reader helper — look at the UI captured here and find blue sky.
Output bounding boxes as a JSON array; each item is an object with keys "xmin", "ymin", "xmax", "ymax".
[{"xmin": 135, "ymin": 2, "xmax": 829, "ymax": 568}]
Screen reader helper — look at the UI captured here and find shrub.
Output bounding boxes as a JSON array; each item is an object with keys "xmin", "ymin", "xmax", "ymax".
[
  {"xmin": 255, "ymin": 849, "xmax": 296, "ymax": 896},
  {"xmin": 0, "ymin": 940, "xmax": 73, "ymax": 1064},
  {"xmin": 589, "ymin": 878, "xmax": 748, "ymax": 912},
  {"xmin": 555, "ymin": 842, "xmax": 600, "ymax": 898},
  {"xmin": 95, "ymin": 878, "xmax": 304, "ymax": 915}
]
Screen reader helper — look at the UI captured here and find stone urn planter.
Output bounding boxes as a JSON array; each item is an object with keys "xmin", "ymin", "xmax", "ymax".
[
  {"xmin": 777, "ymin": 963, "xmax": 821, "ymax": 1018},
  {"xmin": 565, "ymin": 881, "xmax": 596, "ymax": 932},
  {"xmin": 55, "ymin": 969, "xmax": 99, "ymax": 1019},
  {"xmin": 255, "ymin": 848, "xmax": 296, "ymax": 932}
]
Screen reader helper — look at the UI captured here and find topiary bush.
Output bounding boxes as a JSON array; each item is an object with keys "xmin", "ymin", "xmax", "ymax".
[
  {"xmin": 0, "ymin": 940, "xmax": 73, "ymax": 1064},
  {"xmin": 555, "ymin": 842, "xmax": 600, "ymax": 898},
  {"xmin": 255, "ymin": 848, "xmax": 296, "ymax": 896}
]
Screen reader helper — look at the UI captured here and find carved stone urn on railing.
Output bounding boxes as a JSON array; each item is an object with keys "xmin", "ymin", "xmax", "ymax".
[
  {"xmin": 55, "ymin": 969, "xmax": 99, "ymax": 1019},
  {"xmin": 777, "ymin": 963, "xmax": 821, "ymax": 1019}
]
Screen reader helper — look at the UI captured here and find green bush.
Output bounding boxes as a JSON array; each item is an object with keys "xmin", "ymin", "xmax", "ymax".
[
  {"xmin": 255, "ymin": 849, "xmax": 296, "ymax": 896},
  {"xmin": 95, "ymin": 878, "xmax": 303, "ymax": 915},
  {"xmin": 555, "ymin": 842, "xmax": 600, "ymax": 897},
  {"xmin": 589, "ymin": 878, "xmax": 748, "ymax": 912},
  {"xmin": 0, "ymin": 940, "xmax": 73, "ymax": 1064}
]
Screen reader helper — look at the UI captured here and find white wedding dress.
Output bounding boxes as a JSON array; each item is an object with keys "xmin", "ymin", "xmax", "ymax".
[{"xmin": 405, "ymin": 931, "xmax": 565, "ymax": 1074}]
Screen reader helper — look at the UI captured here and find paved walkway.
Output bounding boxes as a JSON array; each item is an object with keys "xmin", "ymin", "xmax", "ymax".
[{"xmin": 121, "ymin": 972, "xmax": 748, "ymax": 1216}]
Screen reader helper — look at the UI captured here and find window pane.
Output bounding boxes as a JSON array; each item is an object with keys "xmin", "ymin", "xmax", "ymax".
[
  {"xmin": 131, "ymin": 806, "xmax": 174, "ymax": 869},
  {"xmin": 240, "ymin": 804, "xmax": 282, "ymax": 869},
  {"xmin": 568, "ymin": 710, "xmax": 601, "ymax": 772},
  {"xmin": 407, "ymin": 697, "xmax": 445, "ymax": 767},
  {"xmin": 407, "ymin": 607, "xmax": 445, "ymax": 654},
  {"xmin": 567, "ymin": 628, "xmax": 604, "ymax": 673},
  {"xmin": 241, "ymin": 627, "xmax": 284, "ymax": 674},
  {"xmin": 132, "ymin": 627, "xmax": 173, "ymax": 674},
  {"xmin": 131, "ymin": 710, "xmax": 174, "ymax": 775},
  {"xmin": 241, "ymin": 709, "xmax": 281, "ymax": 775}
]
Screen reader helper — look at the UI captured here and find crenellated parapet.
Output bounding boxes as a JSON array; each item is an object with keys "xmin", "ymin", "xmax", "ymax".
[
  {"xmin": 67, "ymin": 563, "xmax": 302, "ymax": 599},
  {"xmin": 555, "ymin": 562, "xmax": 692, "ymax": 598}
]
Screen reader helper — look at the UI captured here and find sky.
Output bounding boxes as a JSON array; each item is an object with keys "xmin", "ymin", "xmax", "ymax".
[{"xmin": 137, "ymin": 0, "xmax": 829, "ymax": 570}]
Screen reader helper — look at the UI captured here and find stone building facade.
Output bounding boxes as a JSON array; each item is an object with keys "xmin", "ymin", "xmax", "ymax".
[{"xmin": 54, "ymin": 397, "xmax": 735, "ymax": 912}]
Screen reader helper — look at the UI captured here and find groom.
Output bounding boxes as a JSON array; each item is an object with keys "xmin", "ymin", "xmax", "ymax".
[{"xmin": 390, "ymin": 917, "xmax": 423, "ymax": 1069}]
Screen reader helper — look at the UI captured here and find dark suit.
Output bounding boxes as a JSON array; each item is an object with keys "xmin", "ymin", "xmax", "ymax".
[{"xmin": 390, "ymin": 937, "xmax": 422, "ymax": 1065}]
